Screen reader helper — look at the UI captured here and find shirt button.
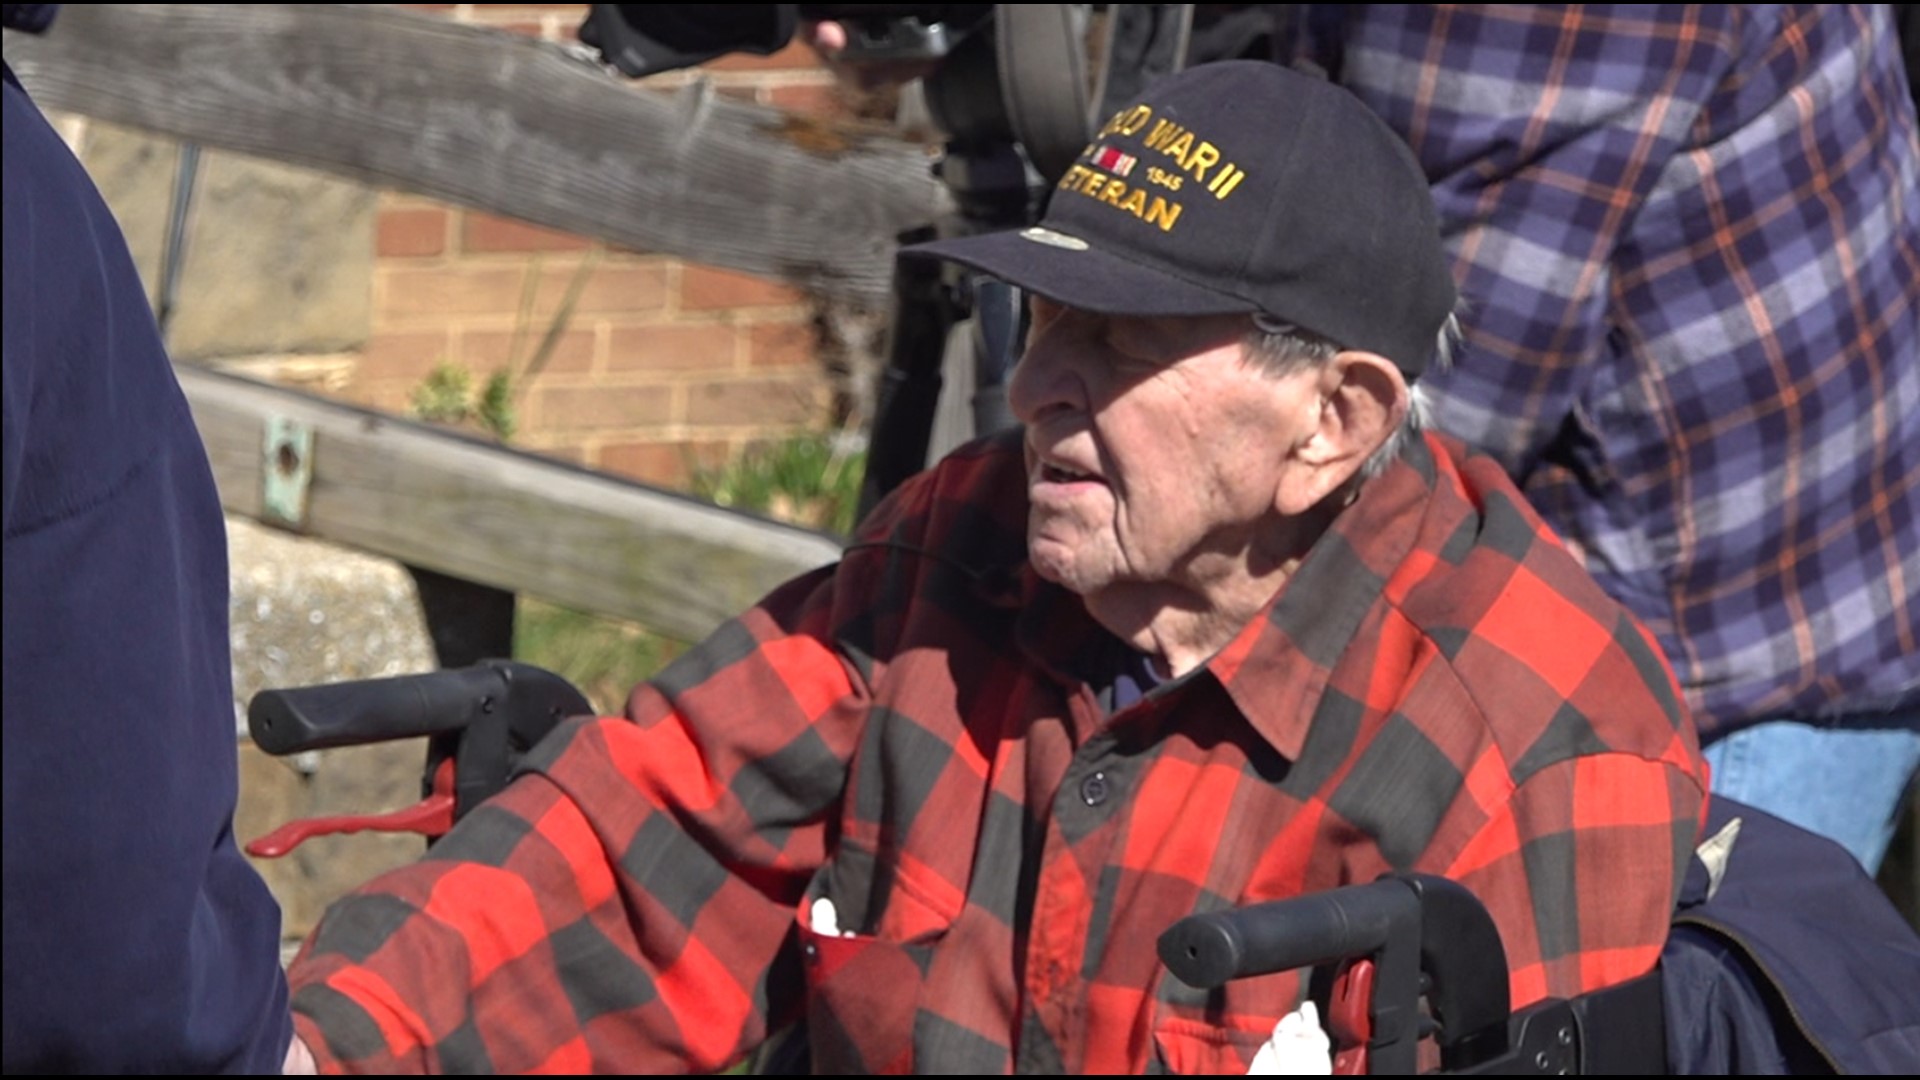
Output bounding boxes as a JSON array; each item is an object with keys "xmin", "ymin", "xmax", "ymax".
[{"xmin": 1080, "ymin": 771, "xmax": 1110, "ymax": 807}]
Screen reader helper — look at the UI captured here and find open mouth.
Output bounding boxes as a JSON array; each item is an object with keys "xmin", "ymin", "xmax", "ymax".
[{"xmin": 1041, "ymin": 463, "xmax": 1096, "ymax": 484}]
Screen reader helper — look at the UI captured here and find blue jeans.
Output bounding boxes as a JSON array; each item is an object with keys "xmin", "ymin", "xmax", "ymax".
[{"xmin": 1703, "ymin": 710, "xmax": 1920, "ymax": 875}]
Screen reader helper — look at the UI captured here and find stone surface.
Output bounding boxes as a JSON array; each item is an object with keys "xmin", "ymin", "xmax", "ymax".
[
  {"xmin": 226, "ymin": 516, "xmax": 437, "ymax": 943},
  {"xmin": 74, "ymin": 117, "xmax": 376, "ymax": 363}
]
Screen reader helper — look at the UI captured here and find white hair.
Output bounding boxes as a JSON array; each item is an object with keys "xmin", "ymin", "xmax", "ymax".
[{"xmin": 1242, "ymin": 313, "xmax": 1462, "ymax": 481}]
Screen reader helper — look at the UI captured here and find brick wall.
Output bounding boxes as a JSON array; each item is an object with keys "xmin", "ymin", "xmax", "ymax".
[{"xmin": 353, "ymin": 4, "xmax": 861, "ymax": 489}]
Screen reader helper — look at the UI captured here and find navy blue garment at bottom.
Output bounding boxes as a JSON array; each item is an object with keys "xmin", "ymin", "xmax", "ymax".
[
  {"xmin": 1663, "ymin": 796, "xmax": 1920, "ymax": 1074},
  {"xmin": 1, "ymin": 59, "xmax": 292, "ymax": 1073}
]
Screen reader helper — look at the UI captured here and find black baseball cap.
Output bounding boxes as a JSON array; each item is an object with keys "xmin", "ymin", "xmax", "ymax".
[{"xmin": 903, "ymin": 60, "xmax": 1456, "ymax": 377}]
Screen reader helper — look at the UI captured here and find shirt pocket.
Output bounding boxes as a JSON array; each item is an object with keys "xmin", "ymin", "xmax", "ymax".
[
  {"xmin": 795, "ymin": 860, "xmax": 952, "ymax": 1074},
  {"xmin": 1150, "ymin": 967, "xmax": 1308, "ymax": 1075}
]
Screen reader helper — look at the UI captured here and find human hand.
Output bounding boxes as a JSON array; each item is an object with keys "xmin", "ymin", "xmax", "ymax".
[
  {"xmin": 803, "ymin": 18, "xmax": 944, "ymax": 92},
  {"xmin": 808, "ymin": 18, "xmax": 852, "ymax": 54}
]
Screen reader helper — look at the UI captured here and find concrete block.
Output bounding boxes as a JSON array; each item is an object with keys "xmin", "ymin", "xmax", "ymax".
[{"xmin": 226, "ymin": 516, "xmax": 438, "ymax": 944}]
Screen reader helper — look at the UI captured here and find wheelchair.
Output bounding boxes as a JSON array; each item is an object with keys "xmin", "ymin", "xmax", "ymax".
[
  {"xmin": 247, "ymin": 10, "xmax": 1920, "ymax": 1071},
  {"xmin": 245, "ymin": 660, "xmax": 1920, "ymax": 1074}
]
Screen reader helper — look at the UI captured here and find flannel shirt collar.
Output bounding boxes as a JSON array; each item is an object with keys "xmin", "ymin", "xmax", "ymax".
[{"xmin": 995, "ymin": 435, "xmax": 1437, "ymax": 761}]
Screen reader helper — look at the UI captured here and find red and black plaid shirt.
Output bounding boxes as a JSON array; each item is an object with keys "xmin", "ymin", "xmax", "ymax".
[{"xmin": 289, "ymin": 431, "xmax": 1706, "ymax": 1073}]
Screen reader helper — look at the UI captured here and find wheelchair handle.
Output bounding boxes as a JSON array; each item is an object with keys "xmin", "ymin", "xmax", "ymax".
[
  {"xmin": 248, "ymin": 660, "xmax": 591, "ymax": 755},
  {"xmin": 253, "ymin": 665, "xmax": 502, "ymax": 753},
  {"xmin": 1159, "ymin": 874, "xmax": 1517, "ymax": 1074},
  {"xmin": 246, "ymin": 661, "xmax": 596, "ymax": 851},
  {"xmin": 1159, "ymin": 876, "xmax": 1423, "ymax": 990}
]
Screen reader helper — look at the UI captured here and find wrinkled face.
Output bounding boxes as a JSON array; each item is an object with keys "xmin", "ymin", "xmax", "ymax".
[{"xmin": 1007, "ymin": 297, "xmax": 1326, "ymax": 600}]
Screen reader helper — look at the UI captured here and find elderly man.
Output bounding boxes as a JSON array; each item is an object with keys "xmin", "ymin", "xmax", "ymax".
[{"xmin": 286, "ymin": 61, "xmax": 1705, "ymax": 1074}]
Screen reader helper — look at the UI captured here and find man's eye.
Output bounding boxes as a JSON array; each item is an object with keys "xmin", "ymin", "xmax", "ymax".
[
  {"xmin": 1027, "ymin": 298, "xmax": 1064, "ymax": 329},
  {"xmin": 1106, "ymin": 326, "xmax": 1166, "ymax": 364}
]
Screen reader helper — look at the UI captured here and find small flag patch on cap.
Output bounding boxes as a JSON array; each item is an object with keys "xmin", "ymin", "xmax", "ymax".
[{"xmin": 1090, "ymin": 145, "xmax": 1137, "ymax": 176}]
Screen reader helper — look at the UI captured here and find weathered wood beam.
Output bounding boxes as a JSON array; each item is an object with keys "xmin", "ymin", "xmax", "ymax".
[
  {"xmin": 178, "ymin": 363, "xmax": 845, "ymax": 643},
  {"xmin": 3, "ymin": 4, "xmax": 949, "ymax": 305}
]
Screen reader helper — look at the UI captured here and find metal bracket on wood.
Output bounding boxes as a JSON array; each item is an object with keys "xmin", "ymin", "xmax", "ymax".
[{"xmin": 262, "ymin": 415, "xmax": 315, "ymax": 529}]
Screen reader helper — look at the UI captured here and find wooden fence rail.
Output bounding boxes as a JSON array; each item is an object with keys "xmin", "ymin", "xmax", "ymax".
[
  {"xmin": 180, "ymin": 362, "xmax": 845, "ymax": 645},
  {"xmin": 3, "ymin": 3, "xmax": 951, "ymax": 306}
]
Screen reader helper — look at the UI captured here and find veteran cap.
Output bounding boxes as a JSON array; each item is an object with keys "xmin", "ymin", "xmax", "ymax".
[{"xmin": 904, "ymin": 60, "xmax": 1457, "ymax": 377}]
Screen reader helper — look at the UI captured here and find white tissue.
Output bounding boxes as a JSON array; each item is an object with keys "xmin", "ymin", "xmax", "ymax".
[
  {"xmin": 1247, "ymin": 1000, "xmax": 1332, "ymax": 1074},
  {"xmin": 810, "ymin": 897, "xmax": 856, "ymax": 937}
]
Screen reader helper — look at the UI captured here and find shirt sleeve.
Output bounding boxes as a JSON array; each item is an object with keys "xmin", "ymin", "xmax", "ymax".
[
  {"xmin": 1332, "ymin": 4, "xmax": 1729, "ymax": 478},
  {"xmin": 286, "ymin": 565, "xmax": 873, "ymax": 1073},
  {"xmin": 1448, "ymin": 750, "xmax": 1707, "ymax": 1007},
  {"xmin": 1379, "ymin": 446, "xmax": 1710, "ymax": 1006}
]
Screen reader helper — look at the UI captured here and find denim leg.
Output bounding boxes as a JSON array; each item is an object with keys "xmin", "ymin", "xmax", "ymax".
[{"xmin": 1702, "ymin": 710, "xmax": 1920, "ymax": 875}]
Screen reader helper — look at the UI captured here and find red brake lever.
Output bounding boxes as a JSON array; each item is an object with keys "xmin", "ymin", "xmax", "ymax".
[
  {"xmin": 1329, "ymin": 957, "xmax": 1376, "ymax": 1075},
  {"xmin": 245, "ymin": 759, "xmax": 456, "ymax": 858}
]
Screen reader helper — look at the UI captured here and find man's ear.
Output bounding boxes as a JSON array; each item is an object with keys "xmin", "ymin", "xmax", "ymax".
[{"xmin": 1275, "ymin": 350, "xmax": 1409, "ymax": 515}]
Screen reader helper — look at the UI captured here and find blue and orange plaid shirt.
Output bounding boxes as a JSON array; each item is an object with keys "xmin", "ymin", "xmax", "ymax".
[
  {"xmin": 288, "ymin": 431, "xmax": 1706, "ymax": 1073},
  {"xmin": 1305, "ymin": 4, "xmax": 1920, "ymax": 738}
]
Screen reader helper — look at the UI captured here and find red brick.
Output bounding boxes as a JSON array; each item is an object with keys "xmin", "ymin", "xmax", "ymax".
[
  {"xmin": 533, "ymin": 263, "xmax": 671, "ymax": 318},
  {"xmin": 684, "ymin": 377, "xmax": 827, "ymax": 428},
  {"xmin": 597, "ymin": 439, "xmax": 730, "ymax": 488},
  {"xmin": 534, "ymin": 383, "xmax": 676, "ymax": 432},
  {"xmin": 747, "ymin": 321, "xmax": 818, "ymax": 369},
  {"xmin": 607, "ymin": 323, "xmax": 741, "ymax": 373},
  {"xmin": 359, "ymin": 329, "xmax": 454, "ymax": 382},
  {"xmin": 380, "ymin": 192, "xmax": 445, "ymax": 208},
  {"xmin": 704, "ymin": 39, "xmax": 826, "ymax": 73},
  {"xmin": 458, "ymin": 327, "xmax": 597, "ymax": 376},
  {"xmin": 378, "ymin": 266, "xmax": 529, "ymax": 323},
  {"xmin": 765, "ymin": 83, "xmax": 843, "ymax": 116},
  {"xmin": 377, "ymin": 207, "xmax": 450, "ymax": 258},
  {"xmin": 681, "ymin": 264, "xmax": 806, "ymax": 310},
  {"xmin": 462, "ymin": 212, "xmax": 592, "ymax": 254}
]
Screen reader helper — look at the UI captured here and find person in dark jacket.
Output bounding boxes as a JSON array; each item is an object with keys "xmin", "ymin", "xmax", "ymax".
[{"xmin": 1, "ymin": 6, "xmax": 297, "ymax": 1071}]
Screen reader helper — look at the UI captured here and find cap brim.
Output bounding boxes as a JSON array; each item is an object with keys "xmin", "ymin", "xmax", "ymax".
[{"xmin": 901, "ymin": 229, "xmax": 1258, "ymax": 319}]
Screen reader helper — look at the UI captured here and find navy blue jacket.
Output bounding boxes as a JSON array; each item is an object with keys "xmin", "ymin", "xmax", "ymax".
[
  {"xmin": 1663, "ymin": 797, "xmax": 1920, "ymax": 1073},
  {"xmin": 1, "ymin": 47, "xmax": 293, "ymax": 1073}
]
